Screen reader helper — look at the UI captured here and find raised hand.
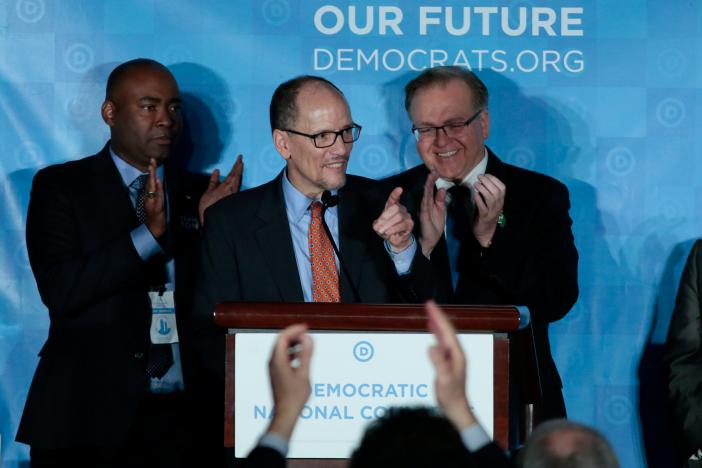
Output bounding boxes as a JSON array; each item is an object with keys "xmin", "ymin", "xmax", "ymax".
[
  {"xmin": 144, "ymin": 158, "xmax": 166, "ymax": 238},
  {"xmin": 198, "ymin": 154, "xmax": 244, "ymax": 224},
  {"xmin": 373, "ymin": 187, "xmax": 414, "ymax": 252},
  {"xmin": 472, "ymin": 173, "xmax": 505, "ymax": 248},
  {"xmin": 426, "ymin": 300, "xmax": 476, "ymax": 431},
  {"xmin": 419, "ymin": 172, "xmax": 447, "ymax": 257},
  {"xmin": 267, "ymin": 324, "xmax": 314, "ymax": 442}
]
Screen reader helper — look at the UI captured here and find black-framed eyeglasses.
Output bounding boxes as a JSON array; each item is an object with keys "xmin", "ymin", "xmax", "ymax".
[
  {"xmin": 282, "ymin": 124, "xmax": 362, "ymax": 148},
  {"xmin": 411, "ymin": 110, "xmax": 483, "ymax": 142}
]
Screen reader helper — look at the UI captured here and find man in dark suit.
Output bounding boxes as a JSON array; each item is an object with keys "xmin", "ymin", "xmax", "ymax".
[
  {"xmin": 194, "ymin": 75, "xmax": 420, "ymax": 305},
  {"xmin": 664, "ymin": 239, "xmax": 702, "ymax": 465},
  {"xmin": 192, "ymin": 76, "xmax": 426, "ymax": 452},
  {"xmin": 384, "ymin": 66, "xmax": 578, "ymax": 432},
  {"xmin": 16, "ymin": 58, "xmax": 242, "ymax": 467}
]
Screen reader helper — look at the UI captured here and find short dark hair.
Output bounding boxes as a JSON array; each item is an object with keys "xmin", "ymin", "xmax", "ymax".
[
  {"xmin": 404, "ymin": 66, "xmax": 488, "ymax": 113},
  {"xmin": 105, "ymin": 58, "xmax": 172, "ymax": 100},
  {"xmin": 269, "ymin": 75, "xmax": 344, "ymax": 132},
  {"xmin": 350, "ymin": 407, "xmax": 475, "ymax": 468},
  {"xmin": 521, "ymin": 419, "xmax": 619, "ymax": 468}
]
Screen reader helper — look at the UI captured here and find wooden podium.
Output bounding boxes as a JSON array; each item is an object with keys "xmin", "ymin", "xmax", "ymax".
[{"xmin": 215, "ymin": 302, "xmax": 523, "ymax": 463}]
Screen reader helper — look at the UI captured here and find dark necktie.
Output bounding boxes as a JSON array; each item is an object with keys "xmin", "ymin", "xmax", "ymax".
[
  {"xmin": 447, "ymin": 184, "xmax": 474, "ymax": 237},
  {"xmin": 446, "ymin": 185, "xmax": 474, "ymax": 291},
  {"xmin": 130, "ymin": 174, "xmax": 173, "ymax": 379},
  {"xmin": 131, "ymin": 174, "xmax": 149, "ymax": 224}
]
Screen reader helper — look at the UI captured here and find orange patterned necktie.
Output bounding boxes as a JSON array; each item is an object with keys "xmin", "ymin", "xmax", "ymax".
[{"xmin": 308, "ymin": 201, "xmax": 340, "ymax": 302}]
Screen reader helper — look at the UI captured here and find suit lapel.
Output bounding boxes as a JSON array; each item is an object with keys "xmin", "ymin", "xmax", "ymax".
[
  {"xmin": 89, "ymin": 146, "xmax": 140, "ymax": 234},
  {"xmin": 485, "ymin": 147, "xmax": 515, "ymax": 219},
  {"xmin": 485, "ymin": 148, "xmax": 508, "ymax": 186},
  {"xmin": 337, "ymin": 182, "xmax": 370, "ymax": 303},
  {"xmin": 254, "ymin": 175, "xmax": 305, "ymax": 302},
  {"xmin": 410, "ymin": 165, "xmax": 430, "ymax": 211}
]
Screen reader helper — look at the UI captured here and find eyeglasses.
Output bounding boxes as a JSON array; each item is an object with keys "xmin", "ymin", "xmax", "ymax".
[
  {"xmin": 282, "ymin": 124, "xmax": 362, "ymax": 148},
  {"xmin": 411, "ymin": 110, "xmax": 483, "ymax": 142}
]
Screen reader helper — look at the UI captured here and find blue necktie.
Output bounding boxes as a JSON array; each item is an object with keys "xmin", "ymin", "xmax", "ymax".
[
  {"xmin": 131, "ymin": 174, "xmax": 149, "ymax": 223},
  {"xmin": 130, "ymin": 174, "xmax": 173, "ymax": 379},
  {"xmin": 446, "ymin": 185, "xmax": 473, "ymax": 291}
]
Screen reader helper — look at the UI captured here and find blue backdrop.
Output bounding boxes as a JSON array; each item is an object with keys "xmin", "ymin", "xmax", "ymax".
[{"xmin": 1, "ymin": 1, "xmax": 697, "ymax": 466}]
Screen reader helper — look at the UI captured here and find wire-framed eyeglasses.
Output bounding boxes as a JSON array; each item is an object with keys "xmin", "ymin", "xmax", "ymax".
[
  {"xmin": 283, "ymin": 124, "xmax": 362, "ymax": 148},
  {"xmin": 411, "ymin": 110, "xmax": 483, "ymax": 142}
]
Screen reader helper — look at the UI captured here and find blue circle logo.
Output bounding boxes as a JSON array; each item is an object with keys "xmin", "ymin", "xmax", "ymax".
[
  {"xmin": 658, "ymin": 49, "xmax": 687, "ymax": 77},
  {"xmin": 353, "ymin": 341, "xmax": 374, "ymax": 362},
  {"xmin": 262, "ymin": 0, "xmax": 291, "ymax": 26},
  {"xmin": 507, "ymin": 146, "xmax": 536, "ymax": 170},
  {"xmin": 16, "ymin": 0, "xmax": 45, "ymax": 23},
  {"xmin": 604, "ymin": 395, "xmax": 632, "ymax": 425},
  {"xmin": 656, "ymin": 98, "xmax": 686, "ymax": 128},
  {"xmin": 64, "ymin": 43, "xmax": 94, "ymax": 73},
  {"xmin": 360, "ymin": 144, "xmax": 390, "ymax": 174},
  {"xmin": 605, "ymin": 146, "xmax": 635, "ymax": 177}
]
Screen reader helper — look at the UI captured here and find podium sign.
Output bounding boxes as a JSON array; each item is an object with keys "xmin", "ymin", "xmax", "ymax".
[{"xmin": 234, "ymin": 332, "xmax": 493, "ymax": 458}]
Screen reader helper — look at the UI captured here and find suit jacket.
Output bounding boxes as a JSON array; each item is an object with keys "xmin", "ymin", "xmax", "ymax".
[
  {"xmin": 190, "ymin": 172, "xmax": 429, "ymax": 458},
  {"xmin": 664, "ymin": 239, "xmax": 702, "ymax": 460},
  {"xmin": 241, "ymin": 446, "xmax": 286, "ymax": 468},
  {"xmin": 240, "ymin": 441, "xmax": 513, "ymax": 468},
  {"xmin": 192, "ymin": 172, "xmax": 426, "ymax": 379},
  {"xmin": 384, "ymin": 148, "xmax": 579, "ymax": 421},
  {"xmin": 16, "ymin": 144, "xmax": 208, "ymax": 449}
]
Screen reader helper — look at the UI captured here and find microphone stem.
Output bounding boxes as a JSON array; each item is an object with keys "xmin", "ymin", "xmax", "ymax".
[{"xmin": 320, "ymin": 205, "xmax": 361, "ymax": 303}]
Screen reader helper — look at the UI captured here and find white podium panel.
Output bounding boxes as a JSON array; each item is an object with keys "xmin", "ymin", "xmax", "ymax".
[{"xmin": 234, "ymin": 332, "xmax": 493, "ymax": 458}]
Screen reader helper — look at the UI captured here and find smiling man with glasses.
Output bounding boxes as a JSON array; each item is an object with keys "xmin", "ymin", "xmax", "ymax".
[
  {"xmin": 192, "ymin": 76, "xmax": 432, "ymax": 455},
  {"xmin": 385, "ymin": 66, "xmax": 579, "ymax": 439}
]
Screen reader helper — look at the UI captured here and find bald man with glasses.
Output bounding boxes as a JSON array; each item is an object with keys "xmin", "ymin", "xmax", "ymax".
[{"xmin": 191, "ymin": 76, "xmax": 432, "ymax": 451}]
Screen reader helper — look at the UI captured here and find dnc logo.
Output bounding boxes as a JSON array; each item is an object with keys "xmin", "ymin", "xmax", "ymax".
[{"xmin": 353, "ymin": 341, "xmax": 374, "ymax": 363}]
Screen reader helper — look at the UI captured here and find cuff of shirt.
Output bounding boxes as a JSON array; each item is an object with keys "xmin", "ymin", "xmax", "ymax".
[
  {"xmin": 384, "ymin": 235, "xmax": 416, "ymax": 276},
  {"xmin": 131, "ymin": 224, "xmax": 163, "ymax": 260},
  {"xmin": 258, "ymin": 432, "xmax": 289, "ymax": 457},
  {"xmin": 460, "ymin": 423, "xmax": 491, "ymax": 452}
]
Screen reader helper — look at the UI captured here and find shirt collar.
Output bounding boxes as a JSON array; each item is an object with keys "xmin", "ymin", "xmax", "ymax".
[
  {"xmin": 109, "ymin": 146, "xmax": 164, "ymax": 188},
  {"xmin": 435, "ymin": 148, "xmax": 488, "ymax": 191},
  {"xmin": 281, "ymin": 169, "xmax": 338, "ymax": 224}
]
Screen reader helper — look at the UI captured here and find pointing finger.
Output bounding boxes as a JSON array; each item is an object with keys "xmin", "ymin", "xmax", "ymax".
[{"xmin": 385, "ymin": 186, "xmax": 403, "ymax": 209}]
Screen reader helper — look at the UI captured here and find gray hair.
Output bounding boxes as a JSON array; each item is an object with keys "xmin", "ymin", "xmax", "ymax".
[
  {"xmin": 404, "ymin": 66, "xmax": 488, "ymax": 113},
  {"xmin": 521, "ymin": 419, "xmax": 619, "ymax": 468}
]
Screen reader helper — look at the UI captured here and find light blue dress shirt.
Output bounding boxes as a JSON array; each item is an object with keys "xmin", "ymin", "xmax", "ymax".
[
  {"xmin": 281, "ymin": 171, "xmax": 415, "ymax": 302},
  {"xmin": 282, "ymin": 172, "xmax": 340, "ymax": 303},
  {"xmin": 110, "ymin": 149, "xmax": 184, "ymax": 393}
]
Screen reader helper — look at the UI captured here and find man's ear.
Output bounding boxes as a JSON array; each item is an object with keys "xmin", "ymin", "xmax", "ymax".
[
  {"xmin": 480, "ymin": 109, "xmax": 490, "ymax": 140},
  {"xmin": 273, "ymin": 129, "xmax": 292, "ymax": 161},
  {"xmin": 101, "ymin": 100, "xmax": 115, "ymax": 127}
]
